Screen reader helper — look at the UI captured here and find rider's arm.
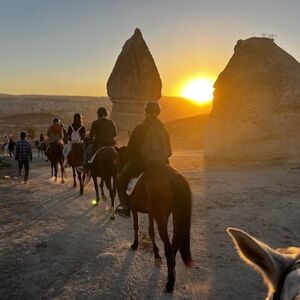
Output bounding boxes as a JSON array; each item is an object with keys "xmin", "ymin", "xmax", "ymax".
[
  {"xmin": 88, "ymin": 122, "xmax": 95, "ymax": 142},
  {"xmin": 126, "ymin": 126, "xmax": 143, "ymax": 160}
]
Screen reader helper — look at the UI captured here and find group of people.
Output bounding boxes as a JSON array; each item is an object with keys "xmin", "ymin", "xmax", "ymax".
[{"xmin": 10, "ymin": 101, "xmax": 172, "ymax": 217}]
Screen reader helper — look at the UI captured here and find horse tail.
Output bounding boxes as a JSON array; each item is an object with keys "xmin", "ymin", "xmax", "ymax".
[{"xmin": 170, "ymin": 170, "xmax": 192, "ymax": 268}]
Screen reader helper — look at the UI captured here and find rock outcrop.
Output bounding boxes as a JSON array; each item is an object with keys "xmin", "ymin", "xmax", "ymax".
[
  {"xmin": 107, "ymin": 28, "xmax": 162, "ymax": 132},
  {"xmin": 204, "ymin": 37, "xmax": 300, "ymax": 163}
]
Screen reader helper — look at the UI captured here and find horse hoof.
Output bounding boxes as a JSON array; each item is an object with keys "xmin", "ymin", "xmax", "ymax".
[
  {"xmin": 154, "ymin": 257, "xmax": 162, "ymax": 266},
  {"xmin": 110, "ymin": 214, "xmax": 115, "ymax": 220},
  {"xmin": 131, "ymin": 242, "xmax": 138, "ymax": 250},
  {"xmin": 165, "ymin": 282, "xmax": 174, "ymax": 293},
  {"xmin": 62, "ymin": 180, "xmax": 65, "ymax": 184}
]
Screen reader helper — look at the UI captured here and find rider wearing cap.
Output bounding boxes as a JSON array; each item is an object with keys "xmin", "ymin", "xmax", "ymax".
[
  {"xmin": 46, "ymin": 118, "xmax": 64, "ymax": 153},
  {"xmin": 116, "ymin": 101, "xmax": 172, "ymax": 218},
  {"xmin": 78, "ymin": 107, "xmax": 117, "ymax": 172}
]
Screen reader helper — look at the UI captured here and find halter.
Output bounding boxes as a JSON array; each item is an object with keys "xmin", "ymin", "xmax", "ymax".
[{"xmin": 273, "ymin": 259, "xmax": 300, "ymax": 300}]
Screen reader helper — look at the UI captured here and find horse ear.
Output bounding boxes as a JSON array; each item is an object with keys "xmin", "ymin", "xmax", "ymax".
[{"xmin": 227, "ymin": 227, "xmax": 285, "ymax": 288}]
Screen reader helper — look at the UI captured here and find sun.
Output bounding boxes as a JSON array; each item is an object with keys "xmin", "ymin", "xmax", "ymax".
[{"xmin": 181, "ymin": 78, "xmax": 214, "ymax": 105}]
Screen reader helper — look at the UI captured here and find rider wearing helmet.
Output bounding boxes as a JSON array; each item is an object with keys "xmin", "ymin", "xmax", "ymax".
[
  {"xmin": 78, "ymin": 107, "xmax": 117, "ymax": 172},
  {"xmin": 46, "ymin": 118, "xmax": 64, "ymax": 153},
  {"xmin": 116, "ymin": 101, "xmax": 172, "ymax": 217}
]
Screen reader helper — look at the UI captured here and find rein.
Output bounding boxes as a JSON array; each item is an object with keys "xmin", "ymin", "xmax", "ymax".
[{"xmin": 273, "ymin": 259, "xmax": 300, "ymax": 300}]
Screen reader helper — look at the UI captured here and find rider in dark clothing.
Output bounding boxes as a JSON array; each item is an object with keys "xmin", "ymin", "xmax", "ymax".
[
  {"xmin": 8, "ymin": 138, "xmax": 16, "ymax": 157},
  {"xmin": 67, "ymin": 113, "xmax": 86, "ymax": 142},
  {"xmin": 78, "ymin": 107, "xmax": 117, "ymax": 172},
  {"xmin": 116, "ymin": 101, "xmax": 172, "ymax": 218}
]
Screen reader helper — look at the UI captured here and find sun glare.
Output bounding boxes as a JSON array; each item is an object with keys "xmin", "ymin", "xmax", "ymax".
[{"xmin": 181, "ymin": 78, "xmax": 214, "ymax": 105}]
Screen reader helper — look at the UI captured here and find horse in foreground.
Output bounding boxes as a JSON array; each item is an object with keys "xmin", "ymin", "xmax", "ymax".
[
  {"xmin": 228, "ymin": 227, "xmax": 300, "ymax": 300},
  {"xmin": 67, "ymin": 143, "xmax": 85, "ymax": 194},
  {"xmin": 117, "ymin": 147, "xmax": 192, "ymax": 292},
  {"xmin": 46, "ymin": 142, "xmax": 65, "ymax": 183},
  {"xmin": 87, "ymin": 146, "xmax": 118, "ymax": 219}
]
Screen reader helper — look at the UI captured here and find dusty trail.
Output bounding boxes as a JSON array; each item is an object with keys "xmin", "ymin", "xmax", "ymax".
[{"xmin": 0, "ymin": 152, "xmax": 300, "ymax": 299}]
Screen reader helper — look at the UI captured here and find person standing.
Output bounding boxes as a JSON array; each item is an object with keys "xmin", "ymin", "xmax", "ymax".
[
  {"xmin": 15, "ymin": 132, "xmax": 32, "ymax": 184},
  {"xmin": 8, "ymin": 138, "xmax": 16, "ymax": 157}
]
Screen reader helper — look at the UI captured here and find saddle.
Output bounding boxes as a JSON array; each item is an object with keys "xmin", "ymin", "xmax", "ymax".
[
  {"xmin": 88, "ymin": 146, "xmax": 116, "ymax": 164},
  {"xmin": 126, "ymin": 173, "xmax": 144, "ymax": 196}
]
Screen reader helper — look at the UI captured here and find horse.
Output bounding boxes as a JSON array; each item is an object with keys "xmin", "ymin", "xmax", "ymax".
[
  {"xmin": 67, "ymin": 142, "xmax": 85, "ymax": 195},
  {"xmin": 227, "ymin": 227, "xmax": 300, "ymax": 300},
  {"xmin": 46, "ymin": 142, "xmax": 65, "ymax": 183},
  {"xmin": 116, "ymin": 147, "xmax": 192, "ymax": 292},
  {"xmin": 36, "ymin": 141, "xmax": 46, "ymax": 158},
  {"xmin": 87, "ymin": 145, "xmax": 118, "ymax": 219}
]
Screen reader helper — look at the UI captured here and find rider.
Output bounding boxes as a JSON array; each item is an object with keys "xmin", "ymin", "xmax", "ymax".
[
  {"xmin": 116, "ymin": 101, "xmax": 172, "ymax": 218},
  {"xmin": 67, "ymin": 113, "xmax": 86, "ymax": 143},
  {"xmin": 78, "ymin": 107, "xmax": 117, "ymax": 173},
  {"xmin": 46, "ymin": 118, "xmax": 64, "ymax": 153}
]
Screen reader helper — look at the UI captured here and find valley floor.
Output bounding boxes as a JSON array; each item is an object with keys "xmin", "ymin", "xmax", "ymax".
[{"xmin": 0, "ymin": 151, "xmax": 299, "ymax": 299}]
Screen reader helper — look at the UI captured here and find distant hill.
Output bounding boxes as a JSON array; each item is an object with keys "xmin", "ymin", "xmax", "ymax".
[
  {"xmin": 165, "ymin": 114, "xmax": 209, "ymax": 150},
  {"xmin": 0, "ymin": 93, "xmax": 211, "ymax": 142},
  {"xmin": 160, "ymin": 96, "xmax": 211, "ymax": 121}
]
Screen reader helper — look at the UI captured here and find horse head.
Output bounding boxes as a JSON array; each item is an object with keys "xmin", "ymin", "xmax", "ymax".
[{"xmin": 227, "ymin": 227, "xmax": 300, "ymax": 300}]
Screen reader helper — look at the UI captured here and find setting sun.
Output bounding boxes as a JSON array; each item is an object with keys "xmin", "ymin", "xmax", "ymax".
[{"xmin": 181, "ymin": 78, "xmax": 214, "ymax": 105}]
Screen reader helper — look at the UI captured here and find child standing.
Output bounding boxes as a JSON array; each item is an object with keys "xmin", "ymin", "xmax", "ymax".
[{"xmin": 15, "ymin": 132, "xmax": 32, "ymax": 183}]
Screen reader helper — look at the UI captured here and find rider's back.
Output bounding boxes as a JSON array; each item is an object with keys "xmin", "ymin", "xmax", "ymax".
[
  {"xmin": 127, "ymin": 118, "xmax": 171, "ymax": 167},
  {"xmin": 90, "ymin": 118, "xmax": 116, "ymax": 146},
  {"xmin": 47, "ymin": 123, "xmax": 63, "ymax": 143}
]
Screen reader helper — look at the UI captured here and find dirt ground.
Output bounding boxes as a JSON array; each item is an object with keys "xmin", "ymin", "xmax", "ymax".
[{"xmin": 0, "ymin": 151, "xmax": 299, "ymax": 300}]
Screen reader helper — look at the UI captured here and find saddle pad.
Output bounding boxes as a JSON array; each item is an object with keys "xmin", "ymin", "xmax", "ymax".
[
  {"xmin": 126, "ymin": 173, "xmax": 144, "ymax": 196},
  {"xmin": 88, "ymin": 146, "xmax": 105, "ymax": 164}
]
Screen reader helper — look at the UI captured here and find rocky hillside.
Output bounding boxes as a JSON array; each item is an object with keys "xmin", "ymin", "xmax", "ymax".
[{"xmin": 204, "ymin": 37, "xmax": 300, "ymax": 163}]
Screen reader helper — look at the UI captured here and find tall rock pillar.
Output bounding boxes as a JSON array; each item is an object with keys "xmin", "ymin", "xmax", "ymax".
[{"xmin": 107, "ymin": 28, "xmax": 162, "ymax": 133}]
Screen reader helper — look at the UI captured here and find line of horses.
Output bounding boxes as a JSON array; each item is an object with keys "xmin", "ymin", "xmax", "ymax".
[{"xmin": 45, "ymin": 141, "xmax": 300, "ymax": 298}]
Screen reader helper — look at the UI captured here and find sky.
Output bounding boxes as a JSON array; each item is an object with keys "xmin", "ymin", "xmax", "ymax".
[{"xmin": 0, "ymin": 0, "xmax": 300, "ymax": 97}]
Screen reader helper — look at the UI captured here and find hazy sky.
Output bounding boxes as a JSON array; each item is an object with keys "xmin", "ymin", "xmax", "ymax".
[{"xmin": 0, "ymin": 0, "xmax": 299, "ymax": 96}]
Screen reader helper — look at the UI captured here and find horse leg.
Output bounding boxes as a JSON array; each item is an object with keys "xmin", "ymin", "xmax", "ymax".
[
  {"xmin": 104, "ymin": 177, "xmax": 115, "ymax": 219},
  {"xmin": 92, "ymin": 176, "xmax": 100, "ymax": 203},
  {"xmin": 157, "ymin": 220, "xmax": 176, "ymax": 293},
  {"xmin": 60, "ymin": 162, "xmax": 65, "ymax": 184},
  {"xmin": 54, "ymin": 163, "xmax": 58, "ymax": 182},
  {"xmin": 149, "ymin": 214, "xmax": 161, "ymax": 261},
  {"xmin": 72, "ymin": 167, "xmax": 77, "ymax": 188},
  {"xmin": 78, "ymin": 170, "xmax": 84, "ymax": 195},
  {"xmin": 100, "ymin": 178, "xmax": 106, "ymax": 201},
  {"xmin": 131, "ymin": 210, "xmax": 139, "ymax": 250}
]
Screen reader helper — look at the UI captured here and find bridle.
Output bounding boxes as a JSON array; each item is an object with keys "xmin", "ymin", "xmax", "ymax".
[{"xmin": 273, "ymin": 259, "xmax": 300, "ymax": 300}]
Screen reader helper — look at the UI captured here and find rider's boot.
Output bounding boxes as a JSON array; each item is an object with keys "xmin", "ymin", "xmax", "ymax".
[{"xmin": 116, "ymin": 178, "xmax": 131, "ymax": 218}]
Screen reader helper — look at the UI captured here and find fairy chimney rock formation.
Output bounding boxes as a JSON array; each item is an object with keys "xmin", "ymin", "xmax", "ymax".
[
  {"xmin": 107, "ymin": 28, "xmax": 162, "ymax": 132},
  {"xmin": 204, "ymin": 37, "xmax": 300, "ymax": 163}
]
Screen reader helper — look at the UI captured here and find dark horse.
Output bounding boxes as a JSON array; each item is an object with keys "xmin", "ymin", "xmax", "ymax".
[
  {"xmin": 37, "ymin": 142, "xmax": 46, "ymax": 158},
  {"xmin": 88, "ymin": 145, "xmax": 118, "ymax": 219},
  {"xmin": 67, "ymin": 143, "xmax": 85, "ymax": 194},
  {"xmin": 117, "ymin": 147, "xmax": 192, "ymax": 292},
  {"xmin": 46, "ymin": 142, "xmax": 65, "ymax": 183}
]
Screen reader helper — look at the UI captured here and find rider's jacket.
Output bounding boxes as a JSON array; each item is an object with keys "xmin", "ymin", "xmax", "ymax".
[{"xmin": 47, "ymin": 123, "xmax": 63, "ymax": 144}]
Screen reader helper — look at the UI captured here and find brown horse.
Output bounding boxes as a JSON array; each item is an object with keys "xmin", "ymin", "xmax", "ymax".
[
  {"xmin": 117, "ymin": 147, "xmax": 192, "ymax": 292},
  {"xmin": 67, "ymin": 143, "xmax": 85, "ymax": 194},
  {"xmin": 88, "ymin": 146, "xmax": 118, "ymax": 219},
  {"xmin": 46, "ymin": 142, "xmax": 65, "ymax": 183}
]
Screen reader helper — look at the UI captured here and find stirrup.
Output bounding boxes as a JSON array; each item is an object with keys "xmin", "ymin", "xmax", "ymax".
[{"xmin": 115, "ymin": 205, "xmax": 131, "ymax": 218}]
